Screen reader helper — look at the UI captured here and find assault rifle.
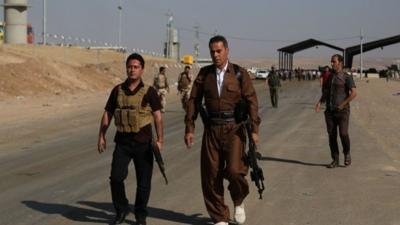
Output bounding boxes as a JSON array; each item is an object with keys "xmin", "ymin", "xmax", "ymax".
[
  {"xmin": 151, "ymin": 140, "xmax": 168, "ymax": 185},
  {"xmin": 244, "ymin": 119, "xmax": 265, "ymax": 199},
  {"xmin": 234, "ymin": 98, "xmax": 265, "ymax": 199}
]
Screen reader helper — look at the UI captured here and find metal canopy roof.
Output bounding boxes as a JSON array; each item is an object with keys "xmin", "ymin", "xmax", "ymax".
[
  {"xmin": 277, "ymin": 35, "xmax": 400, "ymax": 68},
  {"xmin": 344, "ymin": 34, "xmax": 400, "ymax": 67},
  {"xmin": 278, "ymin": 38, "xmax": 344, "ymax": 54}
]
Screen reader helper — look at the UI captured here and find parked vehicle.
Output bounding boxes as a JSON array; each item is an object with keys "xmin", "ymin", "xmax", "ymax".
[{"xmin": 255, "ymin": 69, "xmax": 269, "ymax": 79}]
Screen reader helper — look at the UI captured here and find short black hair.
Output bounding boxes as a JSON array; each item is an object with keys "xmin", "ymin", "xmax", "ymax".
[
  {"xmin": 209, "ymin": 35, "xmax": 228, "ymax": 48},
  {"xmin": 331, "ymin": 54, "xmax": 343, "ymax": 63},
  {"xmin": 126, "ymin": 53, "xmax": 145, "ymax": 68},
  {"xmin": 184, "ymin": 65, "xmax": 190, "ymax": 70},
  {"xmin": 159, "ymin": 66, "xmax": 166, "ymax": 73}
]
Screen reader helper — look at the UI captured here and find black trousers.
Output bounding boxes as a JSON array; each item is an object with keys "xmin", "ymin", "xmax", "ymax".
[
  {"xmin": 109, "ymin": 141, "xmax": 153, "ymax": 219},
  {"xmin": 269, "ymin": 87, "xmax": 279, "ymax": 107},
  {"xmin": 324, "ymin": 109, "xmax": 351, "ymax": 160}
]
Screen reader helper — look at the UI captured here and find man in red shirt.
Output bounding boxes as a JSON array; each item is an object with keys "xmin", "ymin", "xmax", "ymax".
[{"xmin": 320, "ymin": 66, "xmax": 331, "ymax": 88}]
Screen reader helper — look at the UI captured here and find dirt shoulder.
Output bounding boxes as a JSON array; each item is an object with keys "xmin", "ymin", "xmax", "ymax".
[
  {"xmin": 351, "ymin": 78, "xmax": 400, "ymax": 162},
  {"xmin": 0, "ymin": 44, "xmax": 190, "ymax": 100}
]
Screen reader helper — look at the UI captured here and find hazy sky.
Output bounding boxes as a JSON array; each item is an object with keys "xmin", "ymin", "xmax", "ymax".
[{"xmin": 2, "ymin": 0, "xmax": 400, "ymax": 59}]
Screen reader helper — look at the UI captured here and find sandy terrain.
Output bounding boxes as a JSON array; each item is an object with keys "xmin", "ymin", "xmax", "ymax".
[
  {"xmin": 351, "ymin": 78, "xmax": 400, "ymax": 161},
  {"xmin": 0, "ymin": 44, "xmax": 194, "ymax": 100}
]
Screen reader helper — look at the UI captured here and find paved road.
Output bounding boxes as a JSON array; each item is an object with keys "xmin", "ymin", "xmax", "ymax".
[{"xmin": 1, "ymin": 80, "xmax": 399, "ymax": 225}]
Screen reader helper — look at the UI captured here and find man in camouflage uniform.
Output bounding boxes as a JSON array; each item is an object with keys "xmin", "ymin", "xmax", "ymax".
[
  {"xmin": 177, "ymin": 65, "xmax": 193, "ymax": 111},
  {"xmin": 266, "ymin": 66, "xmax": 281, "ymax": 108},
  {"xmin": 153, "ymin": 66, "xmax": 170, "ymax": 113}
]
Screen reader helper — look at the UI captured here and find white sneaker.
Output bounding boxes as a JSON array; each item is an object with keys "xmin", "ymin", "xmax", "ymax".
[
  {"xmin": 214, "ymin": 222, "xmax": 228, "ymax": 225},
  {"xmin": 234, "ymin": 203, "xmax": 246, "ymax": 224}
]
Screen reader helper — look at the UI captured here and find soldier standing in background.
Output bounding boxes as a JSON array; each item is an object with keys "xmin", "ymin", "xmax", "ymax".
[
  {"xmin": 386, "ymin": 70, "xmax": 391, "ymax": 82},
  {"xmin": 266, "ymin": 66, "xmax": 281, "ymax": 108},
  {"xmin": 177, "ymin": 65, "xmax": 193, "ymax": 111},
  {"xmin": 153, "ymin": 66, "xmax": 170, "ymax": 113}
]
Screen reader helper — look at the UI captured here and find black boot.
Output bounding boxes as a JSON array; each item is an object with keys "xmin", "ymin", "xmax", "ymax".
[
  {"xmin": 344, "ymin": 154, "xmax": 351, "ymax": 167},
  {"xmin": 327, "ymin": 159, "xmax": 339, "ymax": 168},
  {"xmin": 135, "ymin": 215, "xmax": 147, "ymax": 225},
  {"xmin": 112, "ymin": 209, "xmax": 129, "ymax": 225}
]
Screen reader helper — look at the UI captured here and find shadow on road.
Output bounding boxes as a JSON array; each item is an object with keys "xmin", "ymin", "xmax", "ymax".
[
  {"xmin": 22, "ymin": 200, "xmax": 211, "ymax": 225},
  {"xmin": 260, "ymin": 156, "xmax": 327, "ymax": 167},
  {"xmin": 21, "ymin": 200, "xmax": 112, "ymax": 224}
]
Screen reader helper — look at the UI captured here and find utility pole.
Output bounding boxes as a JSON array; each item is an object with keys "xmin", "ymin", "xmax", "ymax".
[
  {"xmin": 193, "ymin": 23, "xmax": 200, "ymax": 62},
  {"xmin": 117, "ymin": 0, "xmax": 122, "ymax": 48},
  {"xmin": 165, "ymin": 11, "xmax": 173, "ymax": 58},
  {"xmin": 43, "ymin": 0, "xmax": 46, "ymax": 45},
  {"xmin": 360, "ymin": 28, "xmax": 364, "ymax": 79}
]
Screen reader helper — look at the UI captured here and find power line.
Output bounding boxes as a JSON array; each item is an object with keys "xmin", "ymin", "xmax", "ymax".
[
  {"xmin": 177, "ymin": 26, "xmax": 361, "ymax": 43},
  {"xmin": 123, "ymin": 4, "xmax": 362, "ymax": 45}
]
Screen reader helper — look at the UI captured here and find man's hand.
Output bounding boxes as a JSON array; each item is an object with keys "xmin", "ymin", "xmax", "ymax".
[
  {"xmin": 97, "ymin": 136, "xmax": 106, "ymax": 153},
  {"xmin": 335, "ymin": 105, "xmax": 345, "ymax": 111},
  {"xmin": 97, "ymin": 111, "xmax": 112, "ymax": 154},
  {"xmin": 185, "ymin": 133, "xmax": 194, "ymax": 149},
  {"xmin": 156, "ymin": 140, "xmax": 163, "ymax": 152},
  {"xmin": 251, "ymin": 132, "xmax": 259, "ymax": 145},
  {"xmin": 315, "ymin": 102, "xmax": 321, "ymax": 113}
]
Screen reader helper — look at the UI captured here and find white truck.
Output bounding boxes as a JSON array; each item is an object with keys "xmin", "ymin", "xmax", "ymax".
[{"xmin": 255, "ymin": 68, "xmax": 270, "ymax": 79}]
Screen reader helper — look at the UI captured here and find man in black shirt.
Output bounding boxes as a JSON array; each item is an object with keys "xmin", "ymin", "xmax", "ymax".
[
  {"xmin": 315, "ymin": 54, "xmax": 357, "ymax": 168},
  {"xmin": 97, "ymin": 53, "xmax": 163, "ymax": 225}
]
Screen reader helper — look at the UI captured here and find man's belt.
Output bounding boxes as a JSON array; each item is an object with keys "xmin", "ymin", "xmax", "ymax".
[
  {"xmin": 208, "ymin": 111, "xmax": 236, "ymax": 125},
  {"xmin": 208, "ymin": 111, "xmax": 235, "ymax": 119}
]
